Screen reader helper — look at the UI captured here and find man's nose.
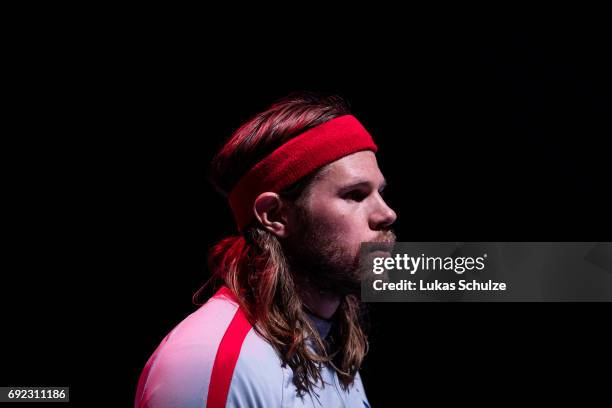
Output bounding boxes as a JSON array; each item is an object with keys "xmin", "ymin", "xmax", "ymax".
[{"xmin": 369, "ymin": 196, "xmax": 397, "ymax": 231}]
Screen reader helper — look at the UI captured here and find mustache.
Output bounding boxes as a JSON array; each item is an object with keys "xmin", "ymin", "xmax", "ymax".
[
  {"xmin": 364, "ymin": 230, "xmax": 397, "ymax": 252},
  {"xmin": 376, "ymin": 229, "xmax": 396, "ymax": 244}
]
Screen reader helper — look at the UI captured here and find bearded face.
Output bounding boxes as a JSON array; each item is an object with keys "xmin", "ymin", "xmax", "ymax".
[{"xmin": 282, "ymin": 151, "xmax": 397, "ymax": 296}]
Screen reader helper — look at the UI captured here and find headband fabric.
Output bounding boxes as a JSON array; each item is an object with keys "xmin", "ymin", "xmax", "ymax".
[{"xmin": 228, "ymin": 114, "xmax": 378, "ymax": 230}]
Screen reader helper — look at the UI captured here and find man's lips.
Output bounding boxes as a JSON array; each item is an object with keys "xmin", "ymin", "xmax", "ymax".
[
  {"xmin": 364, "ymin": 240, "xmax": 395, "ymax": 253},
  {"xmin": 361, "ymin": 230, "xmax": 396, "ymax": 255}
]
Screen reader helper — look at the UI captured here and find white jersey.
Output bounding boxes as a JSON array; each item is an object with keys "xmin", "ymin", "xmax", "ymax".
[{"xmin": 135, "ymin": 286, "xmax": 371, "ymax": 407}]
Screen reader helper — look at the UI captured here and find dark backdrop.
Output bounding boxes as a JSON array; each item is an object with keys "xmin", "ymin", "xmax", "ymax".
[{"xmin": 2, "ymin": 24, "xmax": 610, "ymax": 406}]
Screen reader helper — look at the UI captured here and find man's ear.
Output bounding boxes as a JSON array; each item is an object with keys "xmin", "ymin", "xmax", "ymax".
[{"xmin": 253, "ymin": 192, "xmax": 290, "ymax": 238}]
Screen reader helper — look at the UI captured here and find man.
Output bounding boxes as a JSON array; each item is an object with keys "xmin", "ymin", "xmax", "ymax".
[{"xmin": 135, "ymin": 93, "xmax": 397, "ymax": 407}]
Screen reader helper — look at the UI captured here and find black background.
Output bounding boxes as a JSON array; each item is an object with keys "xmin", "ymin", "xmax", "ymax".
[{"xmin": 2, "ymin": 14, "xmax": 610, "ymax": 407}]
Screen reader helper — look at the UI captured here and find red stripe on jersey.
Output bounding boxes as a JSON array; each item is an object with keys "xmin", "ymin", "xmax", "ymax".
[{"xmin": 206, "ymin": 287, "xmax": 252, "ymax": 408}]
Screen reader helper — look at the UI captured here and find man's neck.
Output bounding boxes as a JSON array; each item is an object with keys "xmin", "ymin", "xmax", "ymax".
[{"xmin": 300, "ymin": 284, "xmax": 342, "ymax": 320}]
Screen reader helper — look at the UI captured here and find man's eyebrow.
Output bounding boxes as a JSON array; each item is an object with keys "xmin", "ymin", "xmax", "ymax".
[{"xmin": 338, "ymin": 179, "xmax": 387, "ymax": 193}]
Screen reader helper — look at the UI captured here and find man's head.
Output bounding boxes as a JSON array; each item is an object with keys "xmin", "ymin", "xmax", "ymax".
[
  {"xmin": 207, "ymin": 92, "xmax": 396, "ymax": 394},
  {"xmin": 211, "ymin": 93, "xmax": 396, "ymax": 295}
]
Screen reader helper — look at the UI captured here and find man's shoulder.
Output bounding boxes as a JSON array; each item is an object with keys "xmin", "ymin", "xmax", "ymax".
[
  {"xmin": 135, "ymin": 288, "xmax": 250, "ymax": 407},
  {"xmin": 169, "ymin": 290, "xmax": 240, "ymax": 345},
  {"xmin": 135, "ymin": 288, "xmax": 288, "ymax": 407},
  {"xmin": 146, "ymin": 290, "xmax": 240, "ymax": 361}
]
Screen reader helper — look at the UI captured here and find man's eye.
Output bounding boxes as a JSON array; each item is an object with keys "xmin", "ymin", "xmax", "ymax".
[{"xmin": 343, "ymin": 190, "xmax": 368, "ymax": 202}]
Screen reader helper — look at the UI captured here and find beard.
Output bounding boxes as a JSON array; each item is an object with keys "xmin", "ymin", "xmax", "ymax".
[{"xmin": 284, "ymin": 207, "xmax": 396, "ymax": 296}]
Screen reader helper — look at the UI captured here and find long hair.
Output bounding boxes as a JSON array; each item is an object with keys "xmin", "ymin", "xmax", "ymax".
[{"xmin": 203, "ymin": 92, "xmax": 369, "ymax": 396}]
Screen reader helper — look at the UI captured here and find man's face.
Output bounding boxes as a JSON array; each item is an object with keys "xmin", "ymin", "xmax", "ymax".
[{"xmin": 284, "ymin": 151, "xmax": 397, "ymax": 295}]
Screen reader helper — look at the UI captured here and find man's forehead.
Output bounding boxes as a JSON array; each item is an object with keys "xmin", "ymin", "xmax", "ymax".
[{"xmin": 319, "ymin": 151, "xmax": 385, "ymax": 186}]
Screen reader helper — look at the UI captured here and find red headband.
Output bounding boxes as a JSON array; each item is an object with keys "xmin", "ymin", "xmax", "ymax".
[{"xmin": 228, "ymin": 114, "xmax": 378, "ymax": 230}]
